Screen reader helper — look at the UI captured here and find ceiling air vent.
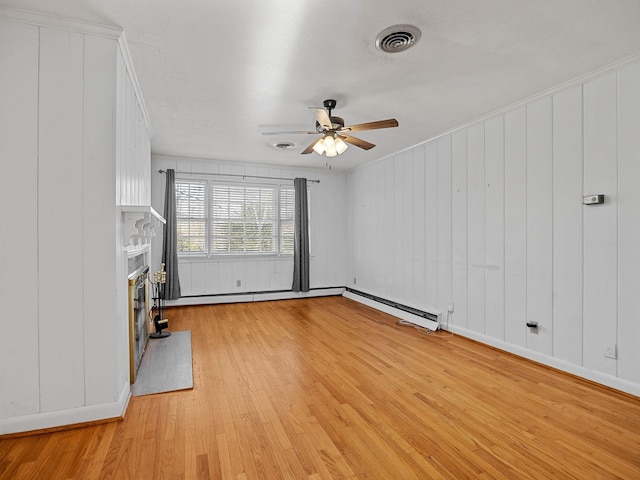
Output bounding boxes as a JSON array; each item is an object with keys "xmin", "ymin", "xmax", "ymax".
[
  {"xmin": 375, "ymin": 25, "xmax": 421, "ymax": 53},
  {"xmin": 272, "ymin": 141, "xmax": 295, "ymax": 150}
]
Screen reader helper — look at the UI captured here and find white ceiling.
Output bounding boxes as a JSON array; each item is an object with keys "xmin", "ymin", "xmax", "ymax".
[{"xmin": 3, "ymin": 0, "xmax": 640, "ymax": 171}]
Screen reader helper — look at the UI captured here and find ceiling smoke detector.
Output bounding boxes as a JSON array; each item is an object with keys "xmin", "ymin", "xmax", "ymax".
[
  {"xmin": 272, "ymin": 141, "xmax": 295, "ymax": 150},
  {"xmin": 376, "ymin": 24, "xmax": 421, "ymax": 53}
]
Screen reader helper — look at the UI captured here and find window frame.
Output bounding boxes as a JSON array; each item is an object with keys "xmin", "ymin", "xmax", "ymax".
[{"xmin": 175, "ymin": 176, "xmax": 299, "ymax": 259}]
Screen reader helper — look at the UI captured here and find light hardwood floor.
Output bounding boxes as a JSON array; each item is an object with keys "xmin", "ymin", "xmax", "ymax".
[{"xmin": 1, "ymin": 296, "xmax": 639, "ymax": 479}]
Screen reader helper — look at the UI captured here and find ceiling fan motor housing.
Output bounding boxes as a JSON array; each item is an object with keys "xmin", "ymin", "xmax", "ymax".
[
  {"xmin": 323, "ymin": 99, "xmax": 337, "ymax": 110},
  {"xmin": 316, "ymin": 116, "xmax": 345, "ymax": 132}
]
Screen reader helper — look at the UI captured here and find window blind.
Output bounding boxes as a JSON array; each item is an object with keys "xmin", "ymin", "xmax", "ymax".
[
  {"xmin": 175, "ymin": 179, "xmax": 297, "ymax": 257},
  {"xmin": 176, "ymin": 180, "xmax": 206, "ymax": 254}
]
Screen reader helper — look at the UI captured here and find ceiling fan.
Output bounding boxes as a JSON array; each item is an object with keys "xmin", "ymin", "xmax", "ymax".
[{"xmin": 262, "ymin": 99, "xmax": 399, "ymax": 158}]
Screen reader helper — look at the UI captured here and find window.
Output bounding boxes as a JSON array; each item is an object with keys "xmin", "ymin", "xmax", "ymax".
[
  {"xmin": 176, "ymin": 178, "xmax": 297, "ymax": 257},
  {"xmin": 211, "ymin": 184, "xmax": 277, "ymax": 254},
  {"xmin": 176, "ymin": 181, "xmax": 206, "ymax": 254},
  {"xmin": 279, "ymin": 187, "xmax": 295, "ymax": 255}
]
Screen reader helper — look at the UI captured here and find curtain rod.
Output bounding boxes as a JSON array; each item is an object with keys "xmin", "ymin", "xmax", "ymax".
[{"xmin": 158, "ymin": 169, "xmax": 320, "ymax": 184}]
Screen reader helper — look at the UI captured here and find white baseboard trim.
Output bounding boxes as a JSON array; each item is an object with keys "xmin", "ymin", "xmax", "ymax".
[
  {"xmin": 166, "ymin": 287, "xmax": 345, "ymax": 307},
  {"xmin": 0, "ymin": 381, "xmax": 130, "ymax": 435},
  {"xmin": 343, "ymin": 291, "xmax": 440, "ymax": 331},
  {"xmin": 448, "ymin": 325, "xmax": 640, "ymax": 398}
]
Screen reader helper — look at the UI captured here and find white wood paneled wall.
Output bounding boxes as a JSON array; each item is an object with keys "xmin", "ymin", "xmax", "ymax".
[
  {"xmin": 83, "ymin": 35, "xmax": 121, "ymax": 407},
  {"xmin": 151, "ymin": 156, "xmax": 348, "ymax": 297},
  {"xmin": 116, "ymin": 48, "xmax": 151, "ymax": 207},
  {"xmin": 425, "ymin": 144, "xmax": 439, "ymax": 308},
  {"xmin": 451, "ymin": 130, "xmax": 468, "ymax": 330},
  {"xmin": 466, "ymin": 123, "xmax": 485, "ymax": 333},
  {"xmin": 0, "ymin": 17, "xmax": 149, "ymax": 433},
  {"xmin": 347, "ymin": 58, "xmax": 640, "ymax": 395},
  {"xmin": 617, "ymin": 61, "xmax": 640, "ymax": 385},
  {"xmin": 552, "ymin": 86, "xmax": 583, "ymax": 366},
  {"xmin": 526, "ymin": 97, "xmax": 553, "ymax": 356},
  {"xmin": 0, "ymin": 19, "xmax": 40, "ymax": 419},
  {"xmin": 37, "ymin": 27, "xmax": 86, "ymax": 413},
  {"xmin": 483, "ymin": 117, "xmax": 504, "ymax": 340},
  {"xmin": 503, "ymin": 107, "xmax": 527, "ymax": 348}
]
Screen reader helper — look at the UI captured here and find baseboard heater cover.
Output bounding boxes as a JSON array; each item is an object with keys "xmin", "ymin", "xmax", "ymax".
[
  {"xmin": 166, "ymin": 286, "xmax": 346, "ymax": 307},
  {"xmin": 344, "ymin": 288, "xmax": 440, "ymax": 331}
]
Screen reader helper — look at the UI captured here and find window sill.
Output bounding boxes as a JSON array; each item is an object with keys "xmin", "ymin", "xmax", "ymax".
[{"xmin": 177, "ymin": 254, "xmax": 299, "ymax": 263}]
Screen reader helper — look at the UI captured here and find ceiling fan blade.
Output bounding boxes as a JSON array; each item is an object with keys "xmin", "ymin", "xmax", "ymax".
[
  {"xmin": 309, "ymin": 107, "xmax": 333, "ymax": 130},
  {"xmin": 261, "ymin": 130, "xmax": 317, "ymax": 135},
  {"xmin": 339, "ymin": 134, "xmax": 376, "ymax": 150},
  {"xmin": 301, "ymin": 137, "xmax": 323, "ymax": 154},
  {"xmin": 342, "ymin": 118, "xmax": 399, "ymax": 133}
]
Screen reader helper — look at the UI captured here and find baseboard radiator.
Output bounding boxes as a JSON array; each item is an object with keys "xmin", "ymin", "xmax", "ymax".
[
  {"xmin": 166, "ymin": 286, "xmax": 346, "ymax": 307},
  {"xmin": 344, "ymin": 288, "xmax": 441, "ymax": 331}
]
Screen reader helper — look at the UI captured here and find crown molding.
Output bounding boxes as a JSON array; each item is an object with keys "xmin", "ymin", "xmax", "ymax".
[
  {"xmin": 350, "ymin": 50, "xmax": 640, "ymax": 174},
  {"xmin": 0, "ymin": 7, "xmax": 153, "ymax": 137},
  {"xmin": 118, "ymin": 33, "xmax": 154, "ymax": 137},
  {"xmin": 425, "ymin": 50, "xmax": 640, "ymax": 143},
  {"xmin": 0, "ymin": 7, "xmax": 122, "ymax": 38}
]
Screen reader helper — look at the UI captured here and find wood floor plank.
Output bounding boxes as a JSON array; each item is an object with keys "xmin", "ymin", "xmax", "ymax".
[{"xmin": 1, "ymin": 296, "xmax": 639, "ymax": 479}]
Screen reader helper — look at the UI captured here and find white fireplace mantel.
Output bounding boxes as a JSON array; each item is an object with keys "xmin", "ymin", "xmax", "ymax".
[{"xmin": 122, "ymin": 206, "xmax": 165, "ymax": 252}]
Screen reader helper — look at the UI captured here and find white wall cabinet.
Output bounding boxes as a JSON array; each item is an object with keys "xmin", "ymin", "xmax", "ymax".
[{"xmin": 0, "ymin": 16, "xmax": 151, "ymax": 434}]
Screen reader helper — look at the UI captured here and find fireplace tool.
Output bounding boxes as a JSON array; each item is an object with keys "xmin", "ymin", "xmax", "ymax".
[{"xmin": 149, "ymin": 263, "xmax": 171, "ymax": 338}]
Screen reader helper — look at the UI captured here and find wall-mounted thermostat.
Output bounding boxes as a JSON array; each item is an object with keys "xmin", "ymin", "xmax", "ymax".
[{"xmin": 583, "ymin": 194, "xmax": 604, "ymax": 205}]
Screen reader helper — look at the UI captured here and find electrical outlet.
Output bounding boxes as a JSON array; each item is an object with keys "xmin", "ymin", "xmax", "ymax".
[
  {"xmin": 604, "ymin": 344, "xmax": 617, "ymax": 359},
  {"xmin": 236, "ymin": 280, "xmax": 242, "ymax": 287},
  {"xmin": 448, "ymin": 303, "xmax": 454, "ymax": 313},
  {"xmin": 583, "ymin": 194, "xmax": 605, "ymax": 205}
]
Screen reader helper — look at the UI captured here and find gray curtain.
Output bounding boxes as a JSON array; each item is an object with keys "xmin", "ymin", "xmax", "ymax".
[
  {"xmin": 292, "ymin": 177, "xmax": 310, "ymax": 292},
  {"xmin": 161, "ymin": 169, "xmax": 181, "ymax": 300}
]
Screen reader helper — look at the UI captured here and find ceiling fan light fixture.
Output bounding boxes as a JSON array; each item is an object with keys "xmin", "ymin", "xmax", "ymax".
[
  {"xmin": 323, "ymin": 135, "xmax": 337, "ymax": 157},
  {"xmin": 334, "ymin": 136, "xmax": 348, "ymax": 154},
  {"xmin": 324, "ymin": 135, "xmax": 335, "ymax": 148},
  {"xmin": 312, "ymin": 140, "xmax": 325, "ymax": 155}
]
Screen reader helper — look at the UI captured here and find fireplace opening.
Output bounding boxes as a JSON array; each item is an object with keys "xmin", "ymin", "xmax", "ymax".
[{"xmin": 128, "ymin": 260, "xmax": 149, "ymax": 383}]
